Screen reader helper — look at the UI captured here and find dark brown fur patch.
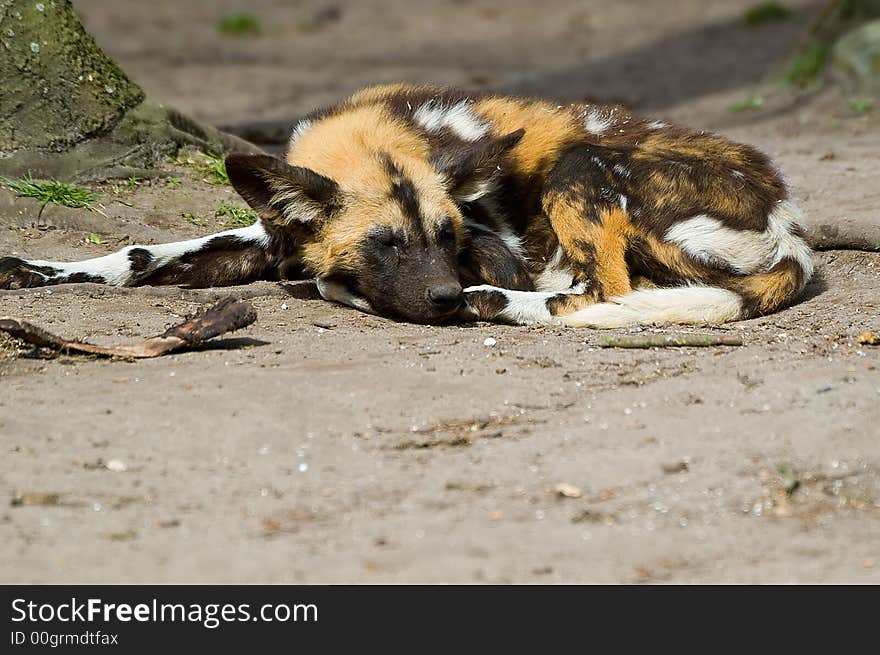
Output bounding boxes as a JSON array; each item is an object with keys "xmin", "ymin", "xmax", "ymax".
[
  {"xmin": 546, "ymin": 289, "xmax": 601, "ymax": 316},
  {"xmin": 459, "ymin": 226, "xmax": 534, "ymax": 291},
  {"xmin": 139, "ymin": 243, "xmax": 278, "ymax": 288},
  {"xmin": 63, "ymin": 272, "xmax": 106, "ymax": 284},
  {"xmin": 464, "ymin": 289, "xmax": 509, "ymax": 320},
  {"xmin": 0, "ymin": 257, "xmax": 59, "ymax": 289},
  {"xmin": 127, "ymin": 248, "xmax": 153, "ymax": 274}
]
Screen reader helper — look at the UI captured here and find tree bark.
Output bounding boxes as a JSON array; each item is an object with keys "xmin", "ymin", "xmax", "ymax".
[{"xmin": 0, "ymin": 0, "xmax": 260, "ymax": 181}]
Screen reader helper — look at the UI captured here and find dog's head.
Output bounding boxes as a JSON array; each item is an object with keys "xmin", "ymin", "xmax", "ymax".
[{"xmin": 226, "ymin": 128, "xmax": 522, "ymax": 323}]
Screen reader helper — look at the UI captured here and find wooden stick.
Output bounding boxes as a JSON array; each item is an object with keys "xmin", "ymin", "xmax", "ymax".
[
  {"xmin": 597, "ymin": 334, "xmax": 743, "ymax": 349},
  {"xmin": 0, "ymin": 297, "xmax": 257, "ymax": 358}
]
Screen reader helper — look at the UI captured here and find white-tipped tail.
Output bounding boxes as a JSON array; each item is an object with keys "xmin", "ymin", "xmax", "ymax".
[{"xmin": 556, "ymin": 286, "xmax": 743, "ymax": 328}]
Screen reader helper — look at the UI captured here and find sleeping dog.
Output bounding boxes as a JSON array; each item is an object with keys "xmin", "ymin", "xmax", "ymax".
[{"xmin": 0, "ymin": 84, "xmax": 813, "ymax": 327}]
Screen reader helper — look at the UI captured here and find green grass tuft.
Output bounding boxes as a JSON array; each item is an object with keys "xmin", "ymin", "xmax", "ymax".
[
  {"xmin": 219, "ymin": 13, "xmax": 261, "ymax": 36},
  {"xmin": 1, "ymin": 175, "xmax": 99, "ymax": 210},
  {"xmin": 111, "ymin": 175, "xmax": 141, "ymax": 195},
  {"xmin": 181, "ymin": 211, "xmax": 205, "ymax": 226},
  {"xmin": 176, "ymin": 148, "xmax": 230, "ymax": 186},
  {"xmin": 197, "ymin": 154, "xmax": 230, "ymax": 185},
  {"xmin": 786, "ymin": 44, "xmax": 829, "ymax": 88},
  {"xmin": 727, "ymin": 95, "xmax": 764, "ymax": 112},
  {"xmin": 776, "ymin": 464, "xmax": 800, "ymax": 496},
  {"xmin": 848, "ymin": 98, "xmax": 874, "ymax": 114},
  {"xmin": 744, "ymin": 2, "xmax": 793, "ymax": 26},
  {"xmin": 165, "ymin": 177, "xmax": 182, "ymax": 189},
  {"xmin": 175, "ymin": 147, "xmax": 231, "ymax": 186},
  {"xmin": 215, "ymin": 201, "xmax": 259, "ymax": 227}
]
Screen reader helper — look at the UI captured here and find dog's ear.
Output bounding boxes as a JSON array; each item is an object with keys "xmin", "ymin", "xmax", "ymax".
[
  {"xmin": 432, "ymin": 129, "xmax": 524, "ymax": 202},
  {"xmin": 225, "ymin": 154, "xmax": 342, "ymax": 225}
]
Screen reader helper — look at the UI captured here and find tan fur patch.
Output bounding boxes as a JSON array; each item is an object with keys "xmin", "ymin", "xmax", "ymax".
[
  {"xmin": 630, "ymin": 276, "xmax": 657, "ymax": 289},
  {"xmin": 346, "ymin": 83, "xmax": 414, "ymax": 106},
  {"xmin": 631, "ymin": 131, "xmax": 785, "ymax": 229},
  {"xmin": 732, "ymin": 259, "xmax": 804, "ymax": 315},
  {"xmin": 473, "ymin": 98, "xmax": 581, "ymax": 178},
  {"xmin": 541, "ymin": 192, "xmax": 634, "ymax": 298},
  {"xmin": 287, "ymin": 105, "xmax": 463, "ymax": 276},
  {"xmin": 640, "ymin": 232, "xmax": 713, "ymax": 282},
  {"xmin": 287, "ymin": 105, "xmax": 429, "ymax": 181},
  {"xmin": 592, "ymin": 207, "xmax": 633, "ymax": 298}
]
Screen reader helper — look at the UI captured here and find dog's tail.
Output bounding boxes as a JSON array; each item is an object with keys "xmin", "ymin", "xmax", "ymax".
[{"xmin": 556, "ymin": 285, "xmax": 743, "ymax": 328}]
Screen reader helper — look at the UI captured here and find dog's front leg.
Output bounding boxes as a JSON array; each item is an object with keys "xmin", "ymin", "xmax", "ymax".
[{"xmin": 460, "ymin": 282, "xmax": 601, "ymax": 325}]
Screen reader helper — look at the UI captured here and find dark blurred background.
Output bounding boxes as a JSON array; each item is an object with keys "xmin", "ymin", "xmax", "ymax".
[{"xmin": 72, "ymin": 0, "xmax": 825, "ymax": 132}]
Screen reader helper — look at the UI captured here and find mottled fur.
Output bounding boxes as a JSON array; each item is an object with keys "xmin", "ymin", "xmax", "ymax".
[{"xmin": 1, "ymin": 84, "xmax": 813, "ymax": 328}]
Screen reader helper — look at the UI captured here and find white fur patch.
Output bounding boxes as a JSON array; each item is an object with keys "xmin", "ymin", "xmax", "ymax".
[
  {"xmin": 612, "ymin": 163, "xmax": 632, "ymax": 180},
  {"xmin": 533, "ymin": 247, "xmax": 574, "ymax": 292},
  {"xmin": 455, "ymin": 179, "xmax": 494, "ymax": 203},
  {"xmin": 413, "ymin": 100, "xmax": 489, "ymax": 141},
  {"xmin": 267, "ymin": 178, "xmax": 324, "ymax": 224},
  {"xmin": 496, "ymin": 229, "xmax": 526, "ymax": 258},
  {"xmin": 583, "ymin": 109, "xmax": 613, "ymax": 135},
  {"xmin": 663, "ymin": 200, "xmax": 813, "ymax": 281},
  {"xmin": 26, "ymin": 223, "xmax": 270, "ymax": 286},
  {"xmin": 557, "ymin": 286, "xmax": 743, "ymax": 328},
  {"xmin": 288, "ymin": 119, "xmax": 312, "ymax": 147},
  {"xmin": 767, "ymin": 200, "xmax": 815, "ymax": 283},
  {"xmin": 647, "ymin": 120, "xmax": 669, "ymax": 130},
  {"xmin": 316, "ymin": 277, "xmax": 374, "ymax": 314},
  {"xmin": 464, "ymin": 284, "xmax": 557, "ymax": 325}
]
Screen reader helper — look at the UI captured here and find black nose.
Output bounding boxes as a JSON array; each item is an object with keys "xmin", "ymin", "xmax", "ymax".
[{"xmin": 427, "ymin": 284, "xmax": 463, "ymax": 311}]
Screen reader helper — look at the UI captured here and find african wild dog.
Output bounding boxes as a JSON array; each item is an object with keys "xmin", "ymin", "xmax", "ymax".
[{"xmin": 0, "ymin": 84, "xmax": 813, "ymax": 327}]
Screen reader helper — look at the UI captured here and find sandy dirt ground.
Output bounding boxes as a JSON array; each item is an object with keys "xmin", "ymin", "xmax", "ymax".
[{"xmin": 1, "ymin": 0, "xmax": 879, "ymax": 583}]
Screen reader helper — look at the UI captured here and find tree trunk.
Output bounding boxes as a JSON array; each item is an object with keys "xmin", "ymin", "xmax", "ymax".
[{"xmin": 0, "ymin": 0, "xmax": 260, "ymax": 181}]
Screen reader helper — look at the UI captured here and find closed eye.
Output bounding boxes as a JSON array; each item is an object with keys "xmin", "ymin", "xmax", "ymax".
[{"xmin": 370, "ymin": 228, "xmax": 399, "ymax": 249}]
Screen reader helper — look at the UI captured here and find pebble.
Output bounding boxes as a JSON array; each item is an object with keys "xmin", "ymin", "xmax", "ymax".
[
  {"xmin": 483, "ymin": 337, "xmax": 497, "ymax": 347},
  {"xmin": 554, "ymin": 482, "xmax": 582, "ymax": 498},
  {"xmin": 105, "ymin": 459, "xmax": 127, "ymax": 473}
]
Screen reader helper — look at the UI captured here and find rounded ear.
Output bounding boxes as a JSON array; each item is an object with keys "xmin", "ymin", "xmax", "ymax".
[
  {"xmin": 225, "ymin": 153, "xmax": 342, "ymax": 224},
  {"xmin": 431, "ymin": 129, "xmax": 525, "ymax": 202}
]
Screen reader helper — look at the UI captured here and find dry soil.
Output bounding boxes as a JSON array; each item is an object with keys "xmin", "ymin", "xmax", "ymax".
[{"xmin": 1, "ymin": 0, "xmax": 878, "ymax": 583}]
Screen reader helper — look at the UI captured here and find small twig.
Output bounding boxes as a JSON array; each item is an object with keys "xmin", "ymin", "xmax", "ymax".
[
  {"xmin": 0, "ymin": 297, "xmax": 257, "ymax": 358},
  {"xmin": 597, "ymin": 334, "xmax": 744, "ymax": 349}
]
